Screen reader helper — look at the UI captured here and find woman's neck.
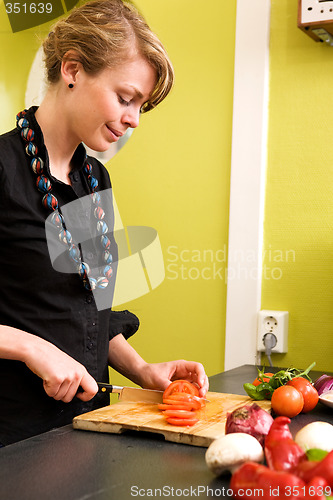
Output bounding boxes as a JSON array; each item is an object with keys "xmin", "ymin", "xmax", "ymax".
[{"xmin": 35, "ymin": 89, "xmax": 80, "ymax": 184}]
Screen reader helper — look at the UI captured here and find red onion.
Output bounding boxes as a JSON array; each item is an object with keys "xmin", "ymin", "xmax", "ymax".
[
  {"xmin": 225, "ymin": 403, "xmax": 273, "ymax": 446},
  {"xmin": 313, "ymin": 374, "xmax": 333, "ymax": 395}
]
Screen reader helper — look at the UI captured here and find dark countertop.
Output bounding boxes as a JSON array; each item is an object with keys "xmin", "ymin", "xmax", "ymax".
[{"xmin": 0, "ymin": 365, "xmax": 332, "ymax": 500}]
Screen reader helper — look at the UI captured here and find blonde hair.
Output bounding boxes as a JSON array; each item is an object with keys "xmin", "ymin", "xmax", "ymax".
[{"xmin": 42, "ymin": 0, "xmax": 174, "ymax": 111}]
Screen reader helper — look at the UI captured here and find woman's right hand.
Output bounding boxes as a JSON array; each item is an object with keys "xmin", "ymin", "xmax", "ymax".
[
  {"xmin": 24, "ymin": 336, "xmax": 98, "ymax": 403},
  {"xmin": 0, "ymin": 325, "xmax": 98, "ymax": 402}
]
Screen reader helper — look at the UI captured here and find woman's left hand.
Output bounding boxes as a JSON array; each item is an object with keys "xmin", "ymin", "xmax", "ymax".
[{"xmin": 139, "ymin": 360, "xmax": 209, "ymax": 397}]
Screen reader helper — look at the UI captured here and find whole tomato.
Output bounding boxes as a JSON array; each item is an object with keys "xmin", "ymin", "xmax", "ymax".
[
  {"xmin": 271, "ymin": 385, "xmax": 304, "ymax": 418},
  {"xmin": 252, "ymin": 372, "xmax": 274, "ymax": 387},
  {"xmin": 286, "ymin": 377, "xmax": 319, "ymax": 413}
]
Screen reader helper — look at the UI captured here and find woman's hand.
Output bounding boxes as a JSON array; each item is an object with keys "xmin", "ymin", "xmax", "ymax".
[
  {"xmin": 139, "ymin": 360, "xmax": 209, "ymax": 397},
  {"xmin": 21, "ymin": 332, "xmax": 98, "ymax": 403},
  {"xmin": 108, "ymin": 335, "xmax": 209, "ymax": 397}
]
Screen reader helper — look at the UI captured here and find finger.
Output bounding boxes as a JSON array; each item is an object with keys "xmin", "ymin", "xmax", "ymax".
[
  {"xmin": 43, "ymin": 378, "xmax": 68, "ymax": 399},
  {"xmin": 177, "ymin": 361, "xmax": 207, "ymax": 388},
  {"xmin": 45, "ymin": 378, "xmax": 76, "ymax": 402},
  {"xmin": 60, "ymin": 381, "xmax": 82, "ymax": 403},
  {"xmin": 76, "ymin": 372, "xmax": 98, "ymax": 402},
  {"xmin": 198, "ymin": 375, "xmax": 209, "ymax": 397}
]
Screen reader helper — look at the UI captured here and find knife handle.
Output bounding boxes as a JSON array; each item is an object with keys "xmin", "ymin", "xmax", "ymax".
[{"xmin": 97, "ymin": 383, "xmax": 123, "ymax": 395}]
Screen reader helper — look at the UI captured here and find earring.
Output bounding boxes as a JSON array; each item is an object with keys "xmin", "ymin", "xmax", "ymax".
[{"xmin": 68, "ymin": 83, "xmax": 74, "ymax": 89}]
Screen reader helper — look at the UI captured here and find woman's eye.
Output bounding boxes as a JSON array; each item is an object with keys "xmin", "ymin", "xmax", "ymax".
[{"xmin": 118, "ymin": 96, "xmax": 130, "ymax": 106}]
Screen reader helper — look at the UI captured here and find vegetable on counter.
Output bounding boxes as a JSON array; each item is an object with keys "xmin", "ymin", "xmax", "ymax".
[
  {"xmin": 231, "ymin": 465, "xmax": 331, "ymax": 500},
  {"xmin": 229, "ymin": 417, "xmax": 333, "ymax": 499},
  {"xmin": 205, "ymin": 433, "xmax": 264, "ymax": 476},
  {"xmin": 271, "ymin": 385, "xmax": 304, "ymax": 418},
  {"xmin": 295, "ymin": 422, "xmax": 333, "ymax": 453},
  {"xmin": 230, "ymin": 462, "xmax": 307, "ymax": 500},
  {"xmin": 294, "ymin": 450, "xmax": 333, "ymax": 488},
  {"xmin": 225, "ymin": 403, "xmax": 273, "ymax": 446},
  {"xmin": 264, "ymin": 416, "xmax": 305, "ymax": 472},
  {"xmin": 314, "ymin": 375, "xmax": 333, "ymax": 396},
  {"xmin": 158, "ymin": 380, "xmax": 205, "ymax": 427},
  {"xmin": 287, "ymin": 377, "xmax": 319, "ymax": 413},
  {"xmin": 163, "ymin": 380, "xmax": 200, "ymax": 399},
  {"xmin": 244, "ymin": 362, "xmax": 316, "ymax": 401}
]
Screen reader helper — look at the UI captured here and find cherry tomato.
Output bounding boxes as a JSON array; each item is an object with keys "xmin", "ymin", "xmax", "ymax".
[
  {"xmin": 252, "ymin": 372, "xmax": 274, "ymax": 387},
  {"xmin": 163, "ymin": 410, "xmax": 196, "ymax": 419},
  {"xmin": 271, "ymin": 385, "xmax": 304, "ymax": 418},
  {"xmin": 286, "ymin": 377, "xmax": 319, "ymax": 413},
  {"xmin": 163, "ymin": 380, "xmax": 200, "ymax": 399},
  {"xmin": 166, "ymin": 417, "xmax": 199, "ymax": 427}
]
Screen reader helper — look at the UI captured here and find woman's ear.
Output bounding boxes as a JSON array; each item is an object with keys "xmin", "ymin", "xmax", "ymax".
[{"xmin": 61, "ymin": 50, "xmax": 82, "ymax": 87}]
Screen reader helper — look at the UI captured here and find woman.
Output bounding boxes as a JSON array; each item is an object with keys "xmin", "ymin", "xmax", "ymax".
[{"xmin": 0, "ymin": 0, "xmax": 208, "ymax": 446}]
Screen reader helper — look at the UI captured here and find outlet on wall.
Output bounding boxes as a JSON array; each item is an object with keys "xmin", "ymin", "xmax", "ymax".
[{"xmin": 257, "ymin": 310, "xmax": 289, "ymax": 353}]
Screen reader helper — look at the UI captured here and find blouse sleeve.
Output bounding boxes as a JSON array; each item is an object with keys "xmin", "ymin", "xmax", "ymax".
[{"xmin": 109, "ymin": 310, "xmax": 140, "ymax": 341}]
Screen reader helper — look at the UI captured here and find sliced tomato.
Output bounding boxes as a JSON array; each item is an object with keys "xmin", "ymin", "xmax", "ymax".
[
  {"xmin": 157, "ymin": 403, "xmax": 193, "ymax": 411},
  {"xmin": 163, "ymin": 410, "xmax": 196, "ymax": 419},
  {"xmin": 162, "ymin": 398, "xmax": 201, "ymax": 411},
  {"xmin": 163, "ymin": 380, "xmax": 200, "ymax": 399},
  {"xmin": 167, "ymin": 392, "xmax": 197, "ymax": 401},
  {"xmin": 166, "ymin": 393, "xmax": 205, "ymax": 407},
  {"xmin": 166, "ymin": 417, "xmax": 199, "ymax": 427}
]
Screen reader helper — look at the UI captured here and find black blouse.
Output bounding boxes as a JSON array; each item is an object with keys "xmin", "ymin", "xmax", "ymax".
[{"xmin": 0, "ymin": 107, "xmax": 139, "ymax": 445}]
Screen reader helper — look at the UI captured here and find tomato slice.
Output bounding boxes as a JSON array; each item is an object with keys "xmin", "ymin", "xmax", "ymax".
[
  {"xmin": 162, "ymin": 398, "xmax": 201, "ymax": 411},
  {"xmin": 158, "ymin": 403, "xmax": 193, "ymax": 411},
  {"xmin": 168, "ymin": 392, "xmax": 206, "ymax": 409},
  {"xmin": 167, "ymin": 392, "xmax": 197, "ymax": 401},
  {"xmin": 163, "ymin": 410, "xmax": 196, "ymax": 419},
  {"xmin": 163, "ymin": 380, "xmax": 200, "ymax": 399},
  {"xmin": 166, "ymin": 417, "xmax": 199, "ymax": 427}
]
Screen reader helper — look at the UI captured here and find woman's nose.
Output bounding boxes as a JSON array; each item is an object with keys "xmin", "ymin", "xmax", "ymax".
[{"xmin": 122, "ymin": 107, "xmax": 140, "ymax": 129}]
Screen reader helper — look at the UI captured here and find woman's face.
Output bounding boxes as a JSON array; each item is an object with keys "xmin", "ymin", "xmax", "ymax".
[{"xmin": 67, "ymin": 55, "xmax": 157, "ymax": 152}]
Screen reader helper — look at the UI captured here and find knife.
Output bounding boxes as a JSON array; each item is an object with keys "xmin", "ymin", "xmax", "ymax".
[{"xmin": 97, "ymin": 383, "xmax": 163, "ymax": 403}]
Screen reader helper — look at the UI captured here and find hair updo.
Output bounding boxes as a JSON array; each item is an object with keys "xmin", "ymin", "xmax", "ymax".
[{"xmin": 42, "ymin": 0, "xmax": 174, "ymax": 111}]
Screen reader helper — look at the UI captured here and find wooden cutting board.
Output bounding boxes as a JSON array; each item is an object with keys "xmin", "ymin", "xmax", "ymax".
[{"xmin": 73, "ymin": 391, "xmax": 271, "ymax": 447}]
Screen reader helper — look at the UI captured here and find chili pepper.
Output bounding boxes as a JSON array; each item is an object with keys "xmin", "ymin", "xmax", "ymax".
[
  {"xmin": 294, "ymin": 450, "xmax": 333, "ymax": 488},
  {"xmin": 264, "ymin": 416, "xmax": 305, "ymax": 471},
  {"xmin": 230, "ymin": 461, "xmax": 306, "ymax": 500}
]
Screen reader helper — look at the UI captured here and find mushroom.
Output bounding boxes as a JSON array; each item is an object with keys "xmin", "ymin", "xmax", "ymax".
[
  {"xmin": 205, "ymin": 432, "xmax": 264, "ymax": 476},
  {"xmin": 295, "ymin": 421, "xmax": 333, "ymax": 452}
]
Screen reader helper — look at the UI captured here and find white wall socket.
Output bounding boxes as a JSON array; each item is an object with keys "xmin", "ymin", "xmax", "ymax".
[{"xmin": 257, "ymin": 310, "xmax": 289, "ymax": 353}]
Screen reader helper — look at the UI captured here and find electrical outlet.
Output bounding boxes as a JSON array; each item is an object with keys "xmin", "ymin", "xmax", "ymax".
[{"xmin": 257, "ymin": 310, "xmax": 289, "ymax": 353}]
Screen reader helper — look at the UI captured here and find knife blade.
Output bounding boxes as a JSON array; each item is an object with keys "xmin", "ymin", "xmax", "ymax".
[{"xmin": 97, "ymin": 383, "xmax": 163, "ymax": 403}]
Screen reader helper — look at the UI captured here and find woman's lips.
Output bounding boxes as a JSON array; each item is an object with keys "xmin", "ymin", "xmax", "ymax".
[{"xmin": 106, "ymin": 125, "xmax": 123, "ymax": 142}]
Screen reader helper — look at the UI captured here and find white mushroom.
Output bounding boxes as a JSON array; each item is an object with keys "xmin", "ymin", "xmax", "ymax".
[
  {"xmin": 295, "ymin": 421, "xmax": 333, "ymax": 452},
  {"xmin": 205, "ymin": 432, "xmax": 264, "ymax": 476}
]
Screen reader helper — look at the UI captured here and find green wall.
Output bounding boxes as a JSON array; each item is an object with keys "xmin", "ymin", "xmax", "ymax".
[{"xmin": 261, "ymin": 0, "xmax": 333, "ymax": 372}]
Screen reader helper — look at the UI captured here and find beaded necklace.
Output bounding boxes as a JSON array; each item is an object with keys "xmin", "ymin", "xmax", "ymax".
[{"xmin": 16, "ymin": 109, "xmax": 113, "ymax": 291}]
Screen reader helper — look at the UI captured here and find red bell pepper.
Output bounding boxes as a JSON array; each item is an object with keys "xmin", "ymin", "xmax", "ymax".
[
  {"xmin": 294, "ymin": 450, "xmax": 333, "ymax": 488},
  {"xmin": 264, "ymin": 416, "xmax": 305, "ymax": 472},
  {"xmin": 230, "ymin": 462, "xmax": 306, "ymax": 500}
]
